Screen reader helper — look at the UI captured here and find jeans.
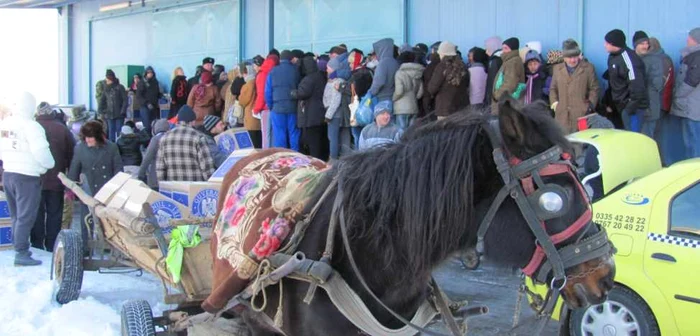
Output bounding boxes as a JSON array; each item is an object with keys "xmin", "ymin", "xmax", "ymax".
[
  {"xmin": 261, "ymin": 110, "xmax": 272, "ymax": 149},
  {"xmin": 657, "ymin": 114, "xmax": 686, "ymax": 166},
  {"xmin": 681, "ymin": 117, "xmax": 700, "ymax": 159},
  {"xmin": 2, "ymin": 172, "xmax": 42, "ymax": 254},
  {"xmin": 327, "ymin": 118, "xmax": 351, "ymax": 160},
  {"xmin": 270, "ymin": 112, "xmax": 301, "ymax": 151},
  {"xmin": 621, "ymin": 108, "xmax": 642, "ymax": 133},
  {"xmin": 395, "ymin": 114, "xmax": 415, "ymax": 131},
  {"xmin": 106, "ymin": 118, "xmax": 124, "ymax": 142},
  {"xmin": 140, "ymin": 106, "xmax": 153, "ymax": 134},
  {"xmin": 641, "ymin": 119, "xmax": 658, "ymax": 140},
  {"xmin": 31, "ymin": 190, "xmax": 64, "ymax": 252},
  {"xmin": 351, "ymin": 126, "xmax": 363, "ymax": 150}
]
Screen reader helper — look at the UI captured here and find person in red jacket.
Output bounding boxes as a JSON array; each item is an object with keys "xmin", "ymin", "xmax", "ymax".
[{"xmin": 253, "ymin": 54, "xmax": 280, "ymax": 148}]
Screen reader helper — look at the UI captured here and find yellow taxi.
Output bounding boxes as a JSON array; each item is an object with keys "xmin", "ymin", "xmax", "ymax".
[{"xmin": 527, "ymin": 129, "xmax": 700, "ymax": 336}]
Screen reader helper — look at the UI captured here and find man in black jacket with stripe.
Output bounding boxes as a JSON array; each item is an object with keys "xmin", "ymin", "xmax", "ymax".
[{"xmin": 604, "ymin": 29, "xmax": 649, "ymax": 133}]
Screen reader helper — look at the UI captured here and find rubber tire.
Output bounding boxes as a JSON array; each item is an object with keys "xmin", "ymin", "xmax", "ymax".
[
  {"xmin": 53, "ymin": 229, "xmax": 84, "ymax": 304},
  {"xmin": 569, "ymin": 285, "xmax": 660, "ymax": 336},
  {"xmin": 458, "ymin": 247, "xmax": 481, "ymax": 270},
  {"xmin": 121, "ymin": 300, "xmax": 157, "ymax": 336}
]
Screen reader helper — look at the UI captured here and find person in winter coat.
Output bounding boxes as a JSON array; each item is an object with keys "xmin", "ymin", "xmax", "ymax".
[
  {"xmin": 393, "ymin": 52, "xmax": 425, "ymax": 129},
  {"xmin": 116, "ymin": 125, "xmax": 147, "ymax": 166},
  {"xmin": 359, "ymin": 100, "xmax": 403, "ymax": 150},
  {"xmin": 292, "ymin": 55, "xmax": 328, "ymax": 160},
  {"xmin": 222, "ymin": 67, "xmax": 242, "ymax": 126},
  {"xmin": 265, "ymin": 50, "xmax": 301, "ymax": 150},
  {"xmin": 187, "ymin": 71, "xmax": 222, "ymax": 124},
  {"xmin": 32, "ymin": 102, "xmax": 75, "ymax": 252},
  {"xmin": 170, "ymin": 67, "xmax": 189, "ymax": 119},
  {"xmin": 339, "ymin": 50, "xmax": 373, "ymax": 148},
  {"xmin": 137, "ymin": 66, "xmax": 161, "ymax": 134},
  {"xmin": 324, "ymin": 52, "xmax": 353, "ymax": 160},
  {"xmin": 523, "ymin": 50, "xmax": 550, "ymax": 105},
  {"xmin": 369, "ymin": 38, "xmax": 400, "ymax": 103},
  {"xmin": 188, "ymin": 65, "xmax": 204, "ymax": 91},
  {"xmin": 253, "ymin": 54, "xmax": 279, "ymax": 149},
  {"xmin": 422, "ymin": 52, "xmax": 441, "ymax": 116},
  {"xmin": 238, "ymin": 63, "xmax": 262, "ymax": 148},
  {"xmin": 671, "ymin": 27, "xmax": 700, "ymax": 159},
  {"xmin": 0, "ymin": 92, "xmax": 55, "ymax": 265},
  {"xmin": 484, "ymin": 36, "xmax": 504, "ymax": 105},
  {"xmin": 156, "ymin": 106, "xmax": 215, "ymax": 182},
  {"xmin": 492, "ymin": 38, "xmax": 525, "ymax": 114},
  {"xmin": 550, "ymin": 39, "xmax": 600, "ymax": 134},
  {"xmin": 634, "ymin": 31, "xmax": 665, "ymax": 138},
  {"xmin": 195, "ymin": 115, "xmax": 227, "ymax": 168},
  {"xmin": 131, "ymin": 74, "xmax": 143, "ymax": 114},
  {"xmin": 100, "ymin": 69, "xmax": 128, "ymax": 142},
  {"xmin": 427, "ymin": 41, "xmax": 470, "ymax": 119},
  {"xmin": 138, "ymin": 119, "xmax": 170, "ymax": 190},
  {"xmin": 604, "ymin": 29, "xmax": 649, "ymax": 132},
  {"xmin": 649, "ymin": 38, "xmax": 674, "ymax": 114},
  {"xmin": 468, "ymin": 47, "xmax": 488, "ymax": 108}
]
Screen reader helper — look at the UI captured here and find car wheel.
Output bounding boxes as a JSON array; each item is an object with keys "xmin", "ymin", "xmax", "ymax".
[{"xmin": 569, "ymin": 286, "xmax": 660, "ymax": 336}]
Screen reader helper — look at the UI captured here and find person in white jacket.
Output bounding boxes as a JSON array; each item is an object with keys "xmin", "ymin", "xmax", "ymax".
[{"xmin": 0, "ymin": 91, "xmax": 55, "ymax": 266}]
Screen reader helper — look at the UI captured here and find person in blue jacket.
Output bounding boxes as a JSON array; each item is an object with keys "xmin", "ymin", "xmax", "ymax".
[{"xmin": 265, "ymin": 50, "xmax": 301, "ymax": 150}]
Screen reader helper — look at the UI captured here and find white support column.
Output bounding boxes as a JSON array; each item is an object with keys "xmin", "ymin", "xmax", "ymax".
[{"xmin": 57, "ymin": 5, "xmax": 71, "ymax": 103}]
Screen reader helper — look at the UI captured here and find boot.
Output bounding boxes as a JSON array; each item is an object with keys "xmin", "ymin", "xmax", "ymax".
[{"xmin": 15, "ymin": 251, "xmax": 42, "ymax": 266}]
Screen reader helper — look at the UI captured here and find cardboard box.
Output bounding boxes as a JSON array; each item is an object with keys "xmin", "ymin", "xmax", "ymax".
[
  {"xmin": 108, "ymin": 179, "xmax": 148, "ymax": 210},
  {"xmin": 0, "ymin": 221, "xmax": 12, "ymax": 251},
  {"xmin": 208, "ymin": 149, "xmax": 257, "ymax": 183},
  {"xmin": 214, "ymin": 127, "xmax": 254, "ymax": 156},
  {"xmin": 120, "ymin": 182, "xmax": 189, "ymax": 234},
  {"xmin": 0, "ymin": 191, "xmax": 9, "ymax": 221},
  {"xmin": 95, "ymin": 172, "xmax": 132, "ymax": 204},
  {"xmin": 159, "ymin": 181, "xmax": 221, "ymax": 219}
]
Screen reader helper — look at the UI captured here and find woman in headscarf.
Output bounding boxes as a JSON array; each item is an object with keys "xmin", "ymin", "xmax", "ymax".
[{"xmin": 187, "ymin": 70, "xmax": 222, "ymax": 124}]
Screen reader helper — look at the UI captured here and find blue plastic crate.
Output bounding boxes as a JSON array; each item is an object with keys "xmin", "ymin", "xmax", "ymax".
[{"xmin": 0, "ymin": 199, "xmax": 9, "ymax": 220}]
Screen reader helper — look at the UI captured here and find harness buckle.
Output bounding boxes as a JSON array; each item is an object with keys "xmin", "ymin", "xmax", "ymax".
[{"xmin": 550, "ymin": 276, "xmax": 567, "ymax": 291}]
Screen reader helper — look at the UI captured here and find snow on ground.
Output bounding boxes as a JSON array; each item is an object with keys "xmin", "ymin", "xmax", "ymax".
[{"xmin": 0, "ymin": 248, "xmax": 171, "ymax": 336}]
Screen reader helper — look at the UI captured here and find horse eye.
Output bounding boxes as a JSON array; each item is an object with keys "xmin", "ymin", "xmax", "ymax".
[{"xmin": 539, "ymin": 191, "xmax": 564, "ymax": 213}]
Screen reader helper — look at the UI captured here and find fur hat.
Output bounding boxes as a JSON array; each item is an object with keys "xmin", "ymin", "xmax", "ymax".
[
  {"xmin": 605, "ymin": 29, "xmax": 627, "ymax": 49},
  {"xmin": 202, "ymin": 57, "xmax": 215, "ymax": 65},
  {"xmin": 203, "ymin": 115, "xmax": 221, "ymax": 132},
  {"xmin": 562, "ymin": 39, "xmax": 582, "ymax": 57},
  {"xmin": 503, "ymin": 37, "xmax": 520, "ymax": 51},
  {"xmin": 177, "ymin": 105, "xmax": 196, "ymax": 123},
  {"xmin": 437, "ymin": 41, "xmax": 457, "ymax": 57},
  {"xmin": 633, "ymin": 30, "xmax": 649, "ymax": 47}
]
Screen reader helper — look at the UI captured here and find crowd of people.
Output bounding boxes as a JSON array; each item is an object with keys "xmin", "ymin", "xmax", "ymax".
[{"xmin": 2, "ymin": 27, "xmax": 700, "ymax": 266}]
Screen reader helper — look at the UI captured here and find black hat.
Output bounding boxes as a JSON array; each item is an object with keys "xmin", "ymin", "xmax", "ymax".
[
  {"xmin": 252, "ymin": 55, "xmax": 264, "ymax": 66},
  {"xmin": 633, "ymin": 30, "xmax": 649, "ymax": 47},
  {"xmin": 105, "ymin": 69, "xmax": 116, "ymax": 80},
  {"xmin": 177, "ymin": 105, "xmax": 196, "ymax": 123},
  {"xmin": 280, "ymin": 50, "xmax": 293, "ymax": 61},
  {"xmin": 605, "ymin": 29, "xmax": 627, "ymax": 49},
  {"xmin": 562, "ymin": 38, "xmax": 581, "ymax": 57},
  {"xmin": 414, "ymin": 43, "xmax": 429, "ymax": 55},
  {"xmin": 503, "ymin": 37, "xmax": 520, "ymax": 51},
  {"xmin": 202, "ymin": 57, "xmax": 215, "ymax": 65},
  {"xmin": 291, "ymin": 49, "xmax": 305, "ymax": 60},
  {"xmin": 268, "ymin": 49, "xmax": 280, "ymax": 57},
  {"xmin": 203, "ymin": 115, "xmax": 221, "ymax": 132}
]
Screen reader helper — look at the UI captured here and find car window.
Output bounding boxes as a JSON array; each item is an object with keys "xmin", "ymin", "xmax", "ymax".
[{"xmin": 670, "ymin": 182, "xmax": 700, "ymax": 237}]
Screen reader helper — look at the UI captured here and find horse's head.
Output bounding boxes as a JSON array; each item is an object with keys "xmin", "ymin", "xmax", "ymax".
[{"xmin": 482, "ymin": 98, "xmax": 615, "ymax": 309}]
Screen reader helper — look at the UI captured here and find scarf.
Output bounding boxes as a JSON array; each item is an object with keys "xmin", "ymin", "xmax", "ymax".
[{"xmin": 525, "ymin": 72, "xmax": 540, "ymax": 105}]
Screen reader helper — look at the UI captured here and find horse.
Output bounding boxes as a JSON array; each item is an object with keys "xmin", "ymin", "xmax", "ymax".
[{"xmin": 213, "ymin": 99, "xmax": 616, "ymax": 335}]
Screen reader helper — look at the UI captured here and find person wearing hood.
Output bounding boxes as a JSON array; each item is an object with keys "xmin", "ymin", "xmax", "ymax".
[
  {"xmin": 253, "ymin": 54, "xmax": 280, "ymax": 148},
  {"xmin": 484, "ymin": 36, "xmax": 504, "ymax": 104},
  {"xmin": 427, "ymin": 41, "xmax": 470, "ymax": 119},
  {"xmin": 116, "ymin": 124, "xmax": 147, "ymax": 166},
  {"xmin": 138, "ymin": 119, "xmax": 170, "ymax": 190},
  {"xmin": 238, "ymin": 62, "xmax": 262, "ymax": 148},
  {"xmin": 130, "ymin": 73, "xmax": 143, "ymax": 114},
  {"xmin": 100, "ymin": 69, "xmax": 128, "ymax": 142},
  {"xmin": 291, "ymin": 55, "xmax": 328, "ymax": 160},
  {"xmin": 492, "ymin": 37, "xmax": 526, "ymax": 114},
  {"xmin": 170, "ymin": 67, "xmax": 189, "ymax": 120},
  {"xmin": 368, "ymin": 38, "xmax": 400, "ymax": 102},
  {"xmin": 550, "ymin": 39, "xmax": 600, "ymax": 134},
  {"xmin": 604, "ymin": 29, "xmax": 649, "ymax": 132},
  {"xmin": 0, "ymin": 92, "xmax": 55, "ymax": 265},
  {"xmin": 523, "ymin": 50, "xmax": 550, "ymax": 104},
  {"xmin": 324, "ymin": 52, "xmax": 353, "ymax": 160},
  {"xmin": 195, "ymin": 115, "xmax": 227, "ymax": 168},
  {"xmin": 393, "ymin": 51, "xmax": 425, "ymax": 129},
  {"xmin": 187, "ymin": 70, "xmax": 222, "ymax": 124},
  {"xmin": 671, "ymin": 27, "xmax": 700, "ymax": 159},
  {"xmin": 648, "ymin": 38, "xmax": 674, "ymax": 115},
  {"xmin": 213, "ymin": 64, "xmax": 227, "ymax": 90},
  {"xmin": 137, "ymin": 66, "xmax": 162, "ymax": 134},
  {"xmin": 358, "ymin": 100, "xmax": 403, "ymax": 150},
  {"xmin": 468, "ymin": 47, "xmax": 488, "ymax": 108},
  {"xmin": 265, "ymin": 50, "xmax": 301, "ymax": 150},
  {"xmin": 338, "ymin": 49, "xmax": 373, "ymax": 148},
  {"xmin": 634, "ymin": 31, "xmax": 665, "ymax": 138}
]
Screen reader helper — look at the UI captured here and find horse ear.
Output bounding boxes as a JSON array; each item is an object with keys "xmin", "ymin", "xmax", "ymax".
[{"xmin": 498, "ymin": 97, "xmax": 528, "ymax": 146}]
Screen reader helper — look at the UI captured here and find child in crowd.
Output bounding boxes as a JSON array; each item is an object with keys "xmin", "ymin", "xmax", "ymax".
[
  {"xmin": 523, "ymin": 49, "xmax": 549, "ymax": 104},
  {"xmin": 358, "ymin": 101, "xmax": 403, "ymax": 150}
]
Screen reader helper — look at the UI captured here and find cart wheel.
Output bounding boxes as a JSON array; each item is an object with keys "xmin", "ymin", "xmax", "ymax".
[
  {"xmin": 459, "ymin": 247, "xmax": 481, "ymax": 270},
  {"xmin": 121, "ymin": 300, "xmax": 157, "ymax": 336},
  {"xmin": 52, "ymin": 229, "xmax": 84, "ymax": 304}
]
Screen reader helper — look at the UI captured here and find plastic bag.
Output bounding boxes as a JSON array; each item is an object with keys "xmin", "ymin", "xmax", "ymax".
[
  {"xmin": 355, "ymin": 93, "xmax": 376, "ymax": 126},
  {"xmin": 348, "ymin": 96, "xmax": 359, "ymax": 127}
]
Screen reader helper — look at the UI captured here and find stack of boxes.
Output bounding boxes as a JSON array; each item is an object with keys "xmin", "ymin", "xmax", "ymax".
[
  {"xmin": 214, "ymin": 127, "xmax": 254, "ymax": 156},
  {"xmin": 0, "ymin": 191, "xmax": 11, "ymax": 250}
]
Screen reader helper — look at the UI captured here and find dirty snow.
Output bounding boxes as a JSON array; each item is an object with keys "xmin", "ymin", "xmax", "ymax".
[{"xmin": 0, "ymin": 248, "xmax": 171, "ymax": 336}]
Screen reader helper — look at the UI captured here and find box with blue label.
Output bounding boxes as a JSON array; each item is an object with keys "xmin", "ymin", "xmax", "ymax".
[
  {"xmin": 120, "ymin": 182, "xmax": 190, "ymax": 234},
  {"xmin": 208, "ymin": 149, "xmax": 257, "ymax": 183},
  {"xmin": 1, "ymin": 221, "xmax": 12, "ymax": 250},
  {"xmin": 158, "ymin": 181, "xmax": 221, "ymax": 220},
  {"xmin": 214, "ymin": 127, "xmax": 254, "ymax": 156},
  {"xmin": 0, "ymin": 191, "xmax": 10, "ymax": 220}
]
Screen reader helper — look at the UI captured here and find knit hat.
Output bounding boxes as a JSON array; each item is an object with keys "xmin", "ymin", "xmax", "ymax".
[
  {"xmin": 253, "ymin": 55, "xmax": 265, "ymax": 67},
  {"xmin": 690, "ymin": 27, "xmax": 700, "ymax": 44},
  {"xmin": 153, "ymin": 119, "xmax": 170, "ymax": 135},
  {"xmin": 437, "ymin": 41, "xmax": 457, "ymax": 57},
  {"xmin": 202, "ymin": 57, "xmax": 215, "ymax": 65},
  {"xmin": 503, "ymin": 37, "xmax": 520, "ymax": 51},
  {"xmin": 373, "ymin": 100, "xmax": 393, "ymax": 118},
  {"xmin": 524, "ymin": 50, "xmax": 541, "ymax": 65},
  {"xmin": 562, "ymin": 38, "xmax": 582, "ymax": 57},
  {"xmin": 547, "ymin": 50, "xmax": 564, "ymax": 64},
  {"xmin": 485, "ymin": 36, "xmax": 502, "ymax": 54},
  {"xmin": 177, "ymin": 105, "xmax": 196, "ymax": 123},
  {"xmin": 280, "ymin": 50, "xmax": 293, "ymax": 61},
  {"xmin": 121, "ymin": 125, "xmax": 134, "ymax": 135},
  {"xmin": 203, "ymin": 115, "xmax": 221, "ymax": 132},
  {"xmin": 36, "ymin": 101, "xmax": 53, "ymax": 116},
  {"xmin": 105, "ymin": 69, "xmax": 116, "ymax": 80},
  {"xmin": 633, "ymin": 30, "xmax": 649, "ymax": 47},
  {"xmin": 605, "ymin": 29, "xmax": 626, "ymax": 48}
]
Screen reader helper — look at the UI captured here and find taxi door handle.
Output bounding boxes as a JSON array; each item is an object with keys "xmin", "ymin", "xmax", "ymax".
[{"xmin": 651, "ymin": 253, "xmax": 676, "ymax": 263}]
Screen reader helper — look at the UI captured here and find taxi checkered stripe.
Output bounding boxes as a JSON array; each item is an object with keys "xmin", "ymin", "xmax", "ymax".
[{"xmin": 647, "ymin": 233, "xmax": 699, "ymax": 249}]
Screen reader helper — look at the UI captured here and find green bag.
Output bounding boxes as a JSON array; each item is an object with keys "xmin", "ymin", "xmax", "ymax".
[
  {"xmin": 495, "ymin": 72, "xmax": 526, "ymax": 100},
  {"xmin": 166, "ymin": 225, "xmax": 202, "ymax": 283}
]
